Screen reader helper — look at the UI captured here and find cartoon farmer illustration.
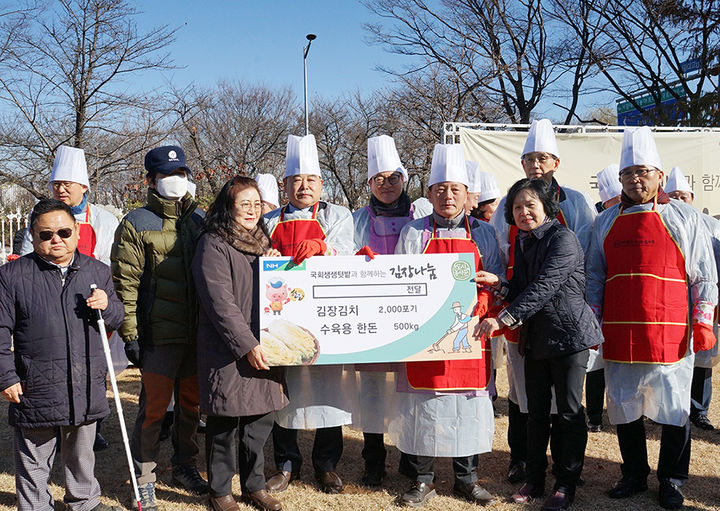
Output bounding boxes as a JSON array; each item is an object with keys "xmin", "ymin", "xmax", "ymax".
[
  {"xmin": 266, "ymin": 277, "xmax": 290, "ymax": 315},
  {"xmin": 448, "ymin": 301, "xmax": 473, "ymax": 353}
]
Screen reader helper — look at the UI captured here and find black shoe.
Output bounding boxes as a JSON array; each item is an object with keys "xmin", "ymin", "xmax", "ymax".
[
  {"xmin": 659, "ymin": 480, "xmax": 684, "ymax": 509},
  {"xmin": 93, "ymin": 432, "xmax": 109, "ymax": 452},
  {"xmin": 400, "ymin": 482, "xmax": 436, "ymax": 507},
  {"xmin": 361, "ymin": 468, "xmax": 386, "ymax": 488},
  {"xmin": 172, "ymin": 464, "xmax": 208, "ymax": 494},
  {"xmin": 507, "ymin": 460, "xmax": 527, "ymax": 484},
  {"xmin": 453, "ymin": 481, "xmax": 495, "ymax": 505},
  {"xmin": 588, "ymin": 422, "xmax": 603, "ymax": 433},
  {"xmin": 690, "ymin": 414, "xmax": 715, "ymax": 430},
  {"xmin": 607, "ymin": 477, "xmax": 648, "ymax": 499}
]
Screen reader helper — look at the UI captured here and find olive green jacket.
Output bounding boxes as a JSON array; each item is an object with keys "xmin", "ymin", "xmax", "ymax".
[{"xmin": 111, "ymin": 189, "xmax": 204, "ymax": 345}]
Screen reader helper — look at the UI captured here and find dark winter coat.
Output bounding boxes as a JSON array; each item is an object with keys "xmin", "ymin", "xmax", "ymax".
[
  {"xmin": 192, "ymin": 232, "xmax": 287, "ymax": 417},
  {"xmin": 0, "ymin": 252, "xmax": 124, "ymax": 428},
  {"xmin": 505, "ymin": 218, "xmax": 603, "ymax": 359},
  {"xmin": 111, "ymin": 189, "xmax": 204, "ymax": 346}
]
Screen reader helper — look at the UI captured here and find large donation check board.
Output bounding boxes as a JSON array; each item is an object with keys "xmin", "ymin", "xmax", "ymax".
[{"xmin": 259, "ymin": 253, "xmax": 481, "ymax": 366}]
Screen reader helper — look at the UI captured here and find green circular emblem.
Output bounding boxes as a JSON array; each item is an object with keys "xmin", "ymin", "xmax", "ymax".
[{"xmin": 451, "ymin": 260, "xmax": 473, "ymax": 281}]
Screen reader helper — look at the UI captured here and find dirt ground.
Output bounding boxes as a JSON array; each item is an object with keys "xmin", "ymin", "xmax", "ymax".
[{"xmin": 0, "ymin": 364, "xmax": 719, "ymax": 511}]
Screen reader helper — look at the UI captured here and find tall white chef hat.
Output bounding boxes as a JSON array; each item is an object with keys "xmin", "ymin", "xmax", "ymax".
[
  {"xmin": 665, "ymin": 166, "xmax": 693, "ymax": 194},
  {"xmin": 284, "ymin": 134, "xmax": 322, "ymax": 178},
  {"xmin": 477, "ymin": 171, "xmax": 502, "ymax": 202},
  {"xmin": 597, "ymin": 164, "xmax": 622, "ymax": 203},
  {"xmin": 428, "ymin": 144, "xmax": 468, "ymax": 187},
  {"xmin": 522, "ymin": 119, "xmax": 560, "ymax": 159},
  {"xmin": 465, "ymin": 161, "xmax": 482, "ymax": 193},
  {"xmin": 49, "ymin": 145, "xmax": 90, "ymax": 189},
  {"xmin": 367, "ymin": 135, "xmax": 407, "ymax": 181},
  {"xmin": 255, "ymin": 173, "xmax": 279, "ymax": 207},
  {"xmin": 619, "ymin": 126, "xmax": 662, "ymax": 172}
]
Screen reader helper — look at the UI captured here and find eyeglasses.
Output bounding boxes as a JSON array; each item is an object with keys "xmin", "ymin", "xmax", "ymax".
[
  {"xmin": 36, "ymin": 228, "xmax": 74, "ymax": 241},
  {"xmin": 51, "ymin": 181, "xmax": 80, "ymax": 191},
  {"xmin": 619, "ymin": 168, "xmax": 656, "ymax": 180},
  {"xmin": 237, "ymin": 201, "xmax": 263, "ymax": 212},
  {"xmin": 371, "ymin": 174, "xmax": 402, "ymax": 187},
  {"xmin": 522, "ymin": 154, "xmax": 555, "ymax": 164}
]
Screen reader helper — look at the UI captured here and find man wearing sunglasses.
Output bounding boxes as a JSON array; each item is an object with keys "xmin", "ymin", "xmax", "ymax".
[
  {"xmin": 20, "ymin": 145, "xmax": 123, "ymax": 452},
  {"xmin": 0, "ymin": 199, "xmax": 124, "ymax": 511},
  {"xmin": 111, "ymin": 146, "xmax": 206, "ymax": 511}
]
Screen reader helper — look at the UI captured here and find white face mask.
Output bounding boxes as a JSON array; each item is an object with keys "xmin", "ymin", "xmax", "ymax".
[{"xmin": 156, "ymin": 174, "xmax": 188, "ymax": 200}]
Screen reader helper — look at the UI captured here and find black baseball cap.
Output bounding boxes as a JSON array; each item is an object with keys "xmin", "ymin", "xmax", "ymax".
[{"xmin": 144, "ymin": 145, "xmax": 192, "ymax": 176}]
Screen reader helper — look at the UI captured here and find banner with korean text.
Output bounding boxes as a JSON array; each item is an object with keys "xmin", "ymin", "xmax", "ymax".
[{"xmin": 259, "ymin": 253, "xmax": 484, "ymax": 365}]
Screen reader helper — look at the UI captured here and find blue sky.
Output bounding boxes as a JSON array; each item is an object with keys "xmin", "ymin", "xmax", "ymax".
[{"xmin": 134, "ymin": 1, "xmax": 401, "ymax": 100}]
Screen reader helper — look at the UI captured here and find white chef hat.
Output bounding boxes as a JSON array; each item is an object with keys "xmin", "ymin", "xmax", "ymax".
[
  {"xmin": 465, "ymin": 161, "xmax": 482, "ymax": 193},
  {"xmin": 476, "ymin": 172, "xmax": 502, "ymax": 202},
  {"xmin": 596, "ymin": 164, "xmax": 622, "ymax": 203},
  {"xmin": 428, "ymin": 144, "xmax": 468, "ymax": 187},
  {"xmin": 367, "ymin": 135, "xmax": 407, "ymax": 181},
  {"xmin": 255, "ymin": 173, "xmax": 279, "ymax": 207},
  {"xmin": 619, "ymin": 126, "xmax": 662, "ymax": 172},
  {"xmin": 49, "ymin": 145, "xmax": 90, "ymax": 189},
  {"xmin": 665, "ymin": 166, "xmax": 693, "ymax": 195},
  {"xmin": 522, "ymin": 119, "xmax": 560, "ymax": 159},
  {"xmin": 284, "ymin": 134, "xmax": 322, "ymax": 178}
]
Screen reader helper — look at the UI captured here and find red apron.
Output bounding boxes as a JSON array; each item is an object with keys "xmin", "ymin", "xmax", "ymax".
[
  {"xmin": 76, "ymin": 206, "xmax": 97, "ymax": 258},
  {"xmin": 269, "ymin": 202, "xmax": 326, "ymax": 257},
  {"xmin": 602, "ymin": 203, "xmax": 689, "ymax": 363},
  {"xmin": 406, "ymin": 217, "xmax": 492, "ymax": 391},
  {"xmin": 504, "ymin": 208, "xmax": 566, "ymax": 343}
]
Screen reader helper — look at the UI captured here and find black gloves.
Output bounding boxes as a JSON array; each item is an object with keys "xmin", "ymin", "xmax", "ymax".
[{"xmin": 124, "ymin": 338, "xmax": 142, "ymax": 368}]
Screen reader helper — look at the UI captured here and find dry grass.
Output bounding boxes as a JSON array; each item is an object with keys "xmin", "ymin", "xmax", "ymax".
[{"xmin": 1, "ymin": 365, "xmax": 719, "ymax": 510}]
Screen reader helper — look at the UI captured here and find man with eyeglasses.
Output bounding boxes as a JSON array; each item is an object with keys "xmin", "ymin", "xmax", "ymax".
[
  {"xmin": 111, "ymin": 146, "xmax": 206, "ymax": 511},
  {"xmin": 489, "ymin": 119, "xmax": 596, "ymax": 486},
  {"xmin": 21, "ymin": 145, "xmax": 122, "ymax": 452},
  {"xmin": 586, "ymin": 127, "xmax": 717, "ymax": 510},
  {"xmin": 351, "ymin": 135, "xmax": 431, "ymax": 488},
  {"xmin": 263, "ymin": 134, "xmax": 355, "ymax": 495},
  {"xmin": 1, "ymin": 198, "xmax": 124, "ymax": 511}
]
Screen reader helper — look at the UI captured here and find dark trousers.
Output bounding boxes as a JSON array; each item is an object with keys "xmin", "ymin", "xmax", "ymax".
[
  {"xmin": 402, "ymin": 452, "xmax": 477, "ymax": 486},
  {"xmin": 362, "ymin": 433, "xmax": 386, "ymax": 472},
  {"xmin": 272, "ymin": 423, "xmax": 343, "ymax": 474},
  {"xmin": 525, "ymin": 350, "xmax": 588, "ymax": 494},
  {"xmin": 206, "ymin": 413, "xmax": 273, "ymax": 496},
  {"xmin": 507, "ymin": 399, "xmax": 528, "ymax": 463},
  {"xmin": 585, "ymin": 368, "xmax": 605, "ymax": 425},
  {"xmin": 690, "ymin": 366, "xmax": 712, "ymax": 416},
  {"xmin": 131, "ymin": 343, "xmax": 200, "ymax": 485},
  {"xmin": 616, "ymin": 418, "xmax": 691, "ymax": 487}
]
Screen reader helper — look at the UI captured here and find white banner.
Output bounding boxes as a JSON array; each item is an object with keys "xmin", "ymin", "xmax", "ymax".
[
  {"xmin": 258, "ymin": 253, "xmax": 490, "ymax": 365},
  {"xmin": 459, "ymin": 128, "xmax": 720, "ymax": 217}
]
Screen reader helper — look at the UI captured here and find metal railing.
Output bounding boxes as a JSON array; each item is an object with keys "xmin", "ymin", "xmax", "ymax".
[{"xmin": 1, "ymin": 209, "xmax": 27, "ymax": 264}]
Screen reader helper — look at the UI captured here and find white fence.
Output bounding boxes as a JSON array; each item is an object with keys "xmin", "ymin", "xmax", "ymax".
[{"xmin": 1, "ymin": 209, "xmax": 27, "ymax": 263}]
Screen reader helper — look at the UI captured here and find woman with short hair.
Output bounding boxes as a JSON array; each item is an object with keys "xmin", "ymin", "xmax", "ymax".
[{"xmin": 475, "ymin": 178, "xmax": 603, "ymax": 511}]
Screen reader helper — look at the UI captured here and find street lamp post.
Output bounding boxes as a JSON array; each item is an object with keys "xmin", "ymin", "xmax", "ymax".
[{"xmin": 303, "ymin": 33, "xmax": 316, "ymax": 136}]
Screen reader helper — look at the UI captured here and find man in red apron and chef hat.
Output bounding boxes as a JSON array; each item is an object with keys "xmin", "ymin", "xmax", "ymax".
[
  {"xmin": 586, "ymin": 127, "xmax": 717, "ymax": 510},
  {"xmin": 389, "ymin": 143, "xmax": 502, "ymax": 507},
  {"xmin": 263, "ymin": 134, "xmax": 356, "ymax": 495}
]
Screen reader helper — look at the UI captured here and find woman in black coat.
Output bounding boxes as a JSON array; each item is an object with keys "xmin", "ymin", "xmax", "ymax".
[
  {"xmin": 475, "ymin": 178, "xmax": 603, "ymax": 511},
  {"xmin": 192, "ymin": 177, "xmax": 287, "ymax": 511}
]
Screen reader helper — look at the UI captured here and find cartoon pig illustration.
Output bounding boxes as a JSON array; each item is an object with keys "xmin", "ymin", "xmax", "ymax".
[{"xmin": 266, "ymin": 278, "xmax": 290, "ymax": 315}]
